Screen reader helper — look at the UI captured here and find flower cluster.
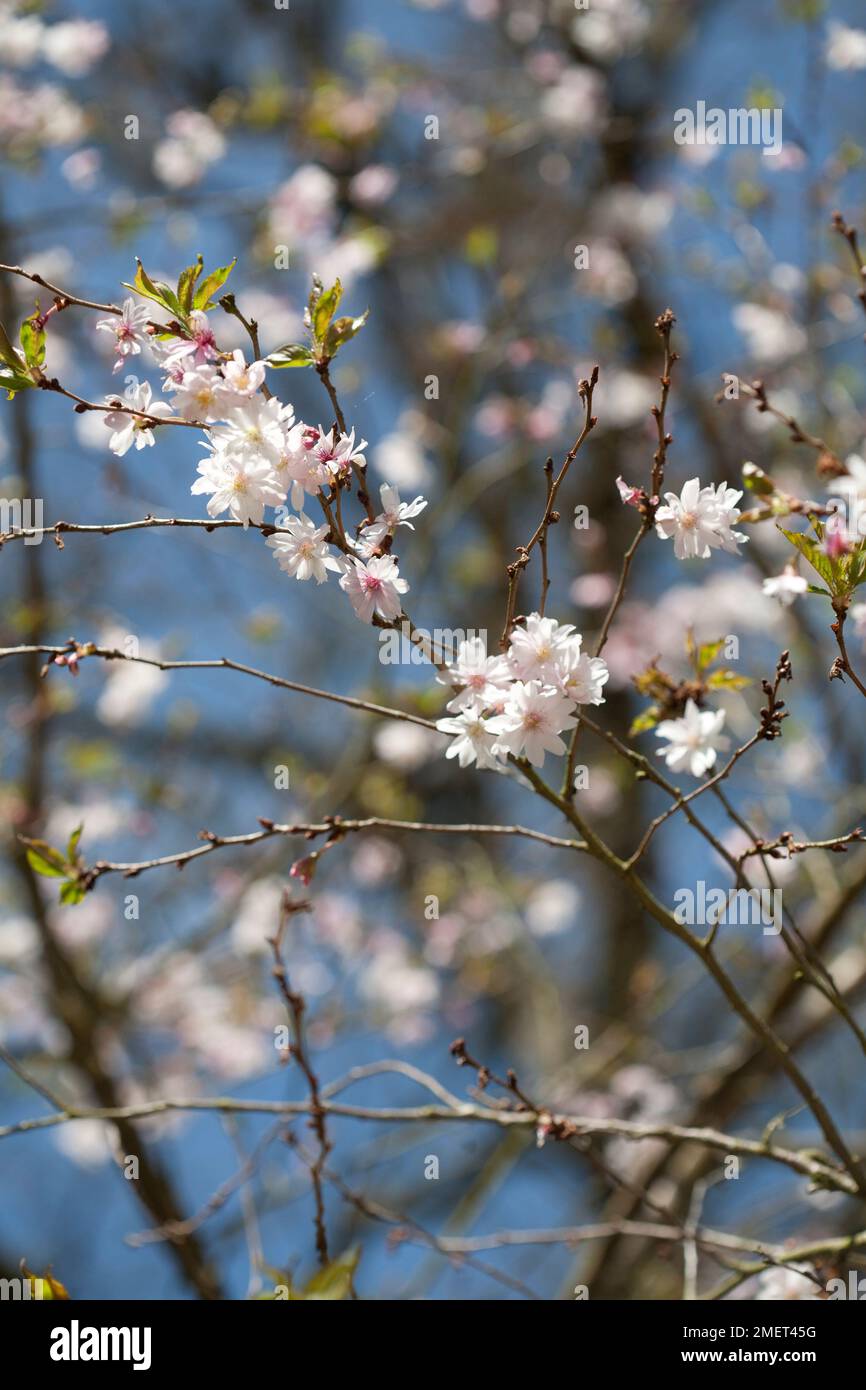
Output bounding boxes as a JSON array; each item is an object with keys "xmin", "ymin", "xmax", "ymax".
[
  {"xmin": 436, "ymin": 617, "xmax": 609, "ymax": 771},
  {"xmin": 99, "ymin": 296, "xmax": 427, "ymax": 630}
]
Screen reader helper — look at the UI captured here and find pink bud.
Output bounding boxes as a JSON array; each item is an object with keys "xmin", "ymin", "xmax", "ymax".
[
  {"xmin": 824, "ymin": 520, "xmax": 851, "ymax": 558},
  {"xmin": 616, "ymin": 476, "xmax": 643, "ymax": 508},
  {"xmin": 289, "ymin": 853, "xmax": 318, "ymax": 886}
]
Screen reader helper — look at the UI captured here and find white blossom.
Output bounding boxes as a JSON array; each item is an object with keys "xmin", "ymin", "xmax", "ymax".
[
  {"xmin": 153, "ymin": 110, "xmax": 225, "ymax": 187},
  {"xmin": 276, "ymin": 425, "xmax": 330, "ymax": 509},
  {"xmin": 507, "ymin": 612, "xmax": 579, "ymax": 681},
  {"xmin": 825, "ymin": 21, "xmax": 866, "ymax": 71},
  {"xmin": 655, "ymin": 699, "xmax": 729, "ymax": 778},
  {"xmin": 439, "ymin": 636, "xmax": 512, "ymax": 713},
  {"xmin": 487, "ymin": 680, "xmax": 577, "ymax": 768},
  {"xmin": 655, "ymin": 477, "xmax": 746, "ymax": 560},
  {"xmin": 103, "ymin": 381, "xmax": 172, "ymax": 455},
  {"xmin": 552, "ymin": 644, "xmax": 610, "ymax": 706},
  {"xmin": 191, "ymin": 449, "xmax": 284, "ymax": 526},
  {"xmin": 436, "ymin": 702, "xmax": 507, "ymax": 770},
  {"xmin": 167, "ymin": 365, "xmax": 231, "ymax": 421},
  {"xmin": 266, "ymin": 513, "xmax": 342, "ymax": 584},
  {"xmin": 362, "ymin": 483, "xmax": 428, "ymax": 548},
  {"xmin": 762, "ymin": 570, "xmax": 808, "ymax": 607},
  {"xmin": 221, "ymin": 349, "xmax": 266, "ymax": 399}
]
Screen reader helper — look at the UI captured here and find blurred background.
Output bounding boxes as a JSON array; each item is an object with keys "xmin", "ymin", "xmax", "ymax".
[{"xmin": 2, "ymin": 0, "xmax": 866, "ymax": 1300}]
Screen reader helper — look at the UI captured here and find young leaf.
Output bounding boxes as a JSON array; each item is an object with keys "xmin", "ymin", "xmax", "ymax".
[
  {"xmin": 177, "ymin": 254, "xmax": 204, "ymax": 315},
  {"xmin": 778, "ymin": 526, "xmax": 837, "ymax": 591},
  {"xmin": 629, "ymin": 707, "xmax": 661, "ymax": 736},
  {"xmin": 0, "ymin": 364, "xmax": 35, "ymax": 399},
  {"xmin": 312, "ymin": 279, "xmax": 342, "ymax": 343},
  {"xmin": 324, "ymin": 309, "xmax": 369, "ymax": 357},
  {"xmin": 20, "ymin": 310, "xmax": 45, "ymax": 370},
  {"xmin": 59, "ymin": 879, "xmax": 87, "ymax": 907},
  {"xmin": 24, "ymin": 840, "xmax": 68, "ymax": 879},
  {"xmin": 267, "ymin": 345, "xmax": 314, "ymax": 369},
  {"xmin": 303, "ymin": 1245, "xmax": 360, "ymax": 1301},
  {"xmin": 742, "ymin": 461, "xmax": 774, "ymax": 496},
  {"xmin": 66, "ymin": 823, "xmax": 84, "ymax": 863},
  {"xmin": 123, "ymin": 259, "xmax": 182, "ymax": 318},
  {"xmin": 706, "ymin": 669, "xmax": 751, "ymax": 691},
  {"xmin": 193, "ymin": 259, "xmax": 237, "ymax": 310},
  {"xmin": 696, "ymin": 638, "xmax": 726, "ymax": 673},
  {"xmin": 0, "ymin": 317, "xmax": 21, "ymax": 370}
]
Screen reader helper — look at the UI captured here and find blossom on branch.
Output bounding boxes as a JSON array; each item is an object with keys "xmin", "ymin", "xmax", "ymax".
[
  {"xmin": 487, "ymin": 680, "xmax": 578, "ymax": 767},
  {"xmin": 654, "ymin": 477, "xmax": 747, "ymax": 559},
  {"xmin": 266, "ymin": 513, "xmax": 343, "ymax": 584},
  {"xmin": 96, "ymin": 297, "xmax": 150, "ymax": 373},
  {"xmin": 340, "ymin": 555, "xmax": 409, "ymax": 623},
  {"xmin": 655, "ymin": 698, "xmax": 729, "ymax": 777},
  {"xmin": 103, "ymin": 381, "xmax": 173, "ymax": 456}
]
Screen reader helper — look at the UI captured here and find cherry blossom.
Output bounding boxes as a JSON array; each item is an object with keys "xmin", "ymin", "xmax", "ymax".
[
  {"xmin": 507, "ymin": 612, "xmax": 579, "ymax": 680},
  {"xmin": 103, "ymin": 381, "xmax": 173, "ymax": 456},
  {"xmin": 266, "ymin": 513, "xmax": 343, "ymax": 584},
  {"xmin": 191, "ymin": 449, "xmax": 285, "ymax": 526},
  {"xmin": 311, "ymin": 425, "xmax": 368, "ymax": 480},
  {"xmin": 96, "ymin": 297, "xmax": 150, "ymax": 373},
  {"xmin": 655, "ymin": 699, "xmax": 729, "ymax": 778},
  {"xmin": 276, "ymin": 426, "xmax": 331, "ymax": 510},
  {"xmin": 362, "ymin": 483, "xmax": 428, "ymax": 548},
  {"xmin": 439, "ymin": 636, "xmax": 513, "ymax": 713},
  {"xmin": 207, "ymin": 397, "xmax": 291, "ymax": 465},
  {"xmin": 825, "ymin": 21, "xmax": 866, "ymax": 71},
  {"xmin": 616, "ymin": 475, "xmax": 644, "ymax": 507},
  {"xmin": 221, "ymin": 350, "xmax": 267, "ymax": 399},
  {"xmin": 340, "ymin": 555, "xmax": 409, "ymax": 623},
  {"xmin": 762, "ymin": 570, "xmax": 808, "ymax": 607},
  {"xmin": 487, "ymin": 680, "xmax": 578, "ymax": 767},
  {"xmin": 654, "ymin": 477, "xmax": 746, "ymax": 560},
  {"xmin": 552, "ymin": 644, "xmax": 610, "ymax": 706},
  {"xmin": 162, "ymin": 309, "xmax": 219, "ymax": 368},
  {"xmin": 166, "ymin": 365, "xmax": 230, "ymax": 421},
  {"xmin": 436, "ymin": 702, "xmax": 505, "ymax": 769}
]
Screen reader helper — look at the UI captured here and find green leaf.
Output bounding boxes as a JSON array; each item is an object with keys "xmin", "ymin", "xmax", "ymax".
[
  {"xmin": 267, "ymin": 345, "xmax": 314, "ymax": 369},
  {"xmin": 696, "ymin": 638, "xmax": 726, "ymax": 673},
  {"xmin": 177, "ymin": 255, "xmax": 204, "ymax": 315},
  {"xmin": 0, "ymin": 318, "xmax": 26, "ymax": 374},
  {"xmin": 706, "ymin": 669, "xmax": 751, "ymax": 691},
  {"xmin": 324, "ymin": 309, "xmax": 369, "ymax": 357},
  {"xmin": 303, "ymin": 1246, "xmax": 360, "ymax": 1301},
  {"xmin": 806, "ymin": 583, "xmax": 831, "ymax": 596},
  {"xmin": 0, "ymin": 364, "xmax": 35, "ymax": 399},
  {"xmin": 742, "ymin": 461, "xmax": 774, "ymax": 496},
  {"xmin": 66, "ymin": 823, "xmax": 83, "ymax": 863},
  {"xmin": 629, "ymin": 707, "xmax": 661, "ymax": 736},
  {"xmin": 193, "ymin": 259, "xmax": 237, "ymax": 310},
  {"xmin": 19, "ymin": 310, "xmax": 45, "ymax": 370},
  {"xmin": 59, "ymin": 879, "xmax": 86, "ymax": 907},
  {"xmin": 24, "ymin": 840, "xmax": 68, "ymax": 879},
  {"xmin": 778, "ymin": 526, "xmax": 837, "ymax": 591},
  {"xmin": 122, "ymin": 260, "xmax": 182, "ymax": 318},
  {"xmin": 312, "ymin": 279, "xmax": 342, "ymax": 343}
]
